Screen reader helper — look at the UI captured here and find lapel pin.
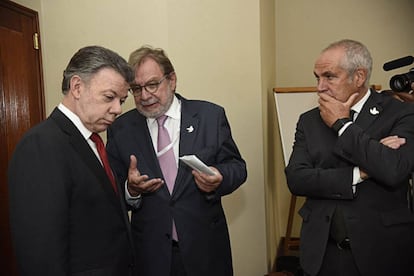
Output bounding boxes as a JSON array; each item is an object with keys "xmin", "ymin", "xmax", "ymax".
[
  {"xmin": 186, "ymin": 126, "xmax": 194, "ymax": 133},
  {"xmin": 370, "ymin": 107, "xmax": 380, "ymax": 115}
]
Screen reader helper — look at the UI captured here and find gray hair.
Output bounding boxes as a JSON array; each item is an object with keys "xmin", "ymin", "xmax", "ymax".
[
  {"xmin": 61, "ymin": 45, "xmax": 134, "ymax": 94},
  {"xmin": 323, "ymin": 39, "xmax": 372, "ymax": 87}
]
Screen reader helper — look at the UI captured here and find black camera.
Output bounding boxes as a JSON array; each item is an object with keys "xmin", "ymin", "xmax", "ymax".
[
  {"xmin": 389, "ymin": 69, "xmax": 414, "ymax": 92},
  {"xmin": 383, "ymin": 55, "xmax": 414, "ymax": 92}
]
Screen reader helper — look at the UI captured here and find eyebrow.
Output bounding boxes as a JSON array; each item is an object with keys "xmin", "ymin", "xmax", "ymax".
[
  {"xmin": 315, "ymin": 70, "xmax": 336, "ymax": 78},
  {"xmin": 135, "ymin": 76, "xmax": 164, "ymax": 86}
]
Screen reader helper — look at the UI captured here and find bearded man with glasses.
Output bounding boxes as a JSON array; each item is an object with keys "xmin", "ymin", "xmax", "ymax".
[{"xmin": 106, "ymin": 45, "xmax": 247, "ymax": 276}]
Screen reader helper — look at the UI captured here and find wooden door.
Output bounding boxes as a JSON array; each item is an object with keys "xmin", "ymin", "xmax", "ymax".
[{"xmin": 0, "ymin": 1, "xmax": 45, "ymax": 275}]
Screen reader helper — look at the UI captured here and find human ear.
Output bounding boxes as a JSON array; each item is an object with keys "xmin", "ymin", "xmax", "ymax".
[
  {"xmin": 168, "ymin": 72, "xmax": 177, "ymax": 92},
  {"xmin": 69, "ymin": 75, "xmax": 83, "ymax": 99},
  {"xmin": 354, "ymin": 68, "xmax": 367, "ymax": 88}
]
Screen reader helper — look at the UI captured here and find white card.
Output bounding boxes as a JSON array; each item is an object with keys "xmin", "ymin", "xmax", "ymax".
[{"xmin": 179, "ymin": 155, "xmax": 216, "ymax": 176}]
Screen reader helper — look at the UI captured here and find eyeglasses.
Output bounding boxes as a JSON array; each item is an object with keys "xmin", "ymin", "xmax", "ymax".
[{"xmin": 129, "ymin": 75, "xmax": 168, "ymax": 96}]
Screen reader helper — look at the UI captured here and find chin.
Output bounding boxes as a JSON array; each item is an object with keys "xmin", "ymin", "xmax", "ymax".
[{"xmin": 137, "ymin": 108, "xmax": 160, "ymax": 118}]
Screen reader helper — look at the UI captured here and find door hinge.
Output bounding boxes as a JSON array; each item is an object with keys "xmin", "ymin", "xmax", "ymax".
[{"xmin": 33, "ymin": 33, "xmax": 39, "ymax": 50}]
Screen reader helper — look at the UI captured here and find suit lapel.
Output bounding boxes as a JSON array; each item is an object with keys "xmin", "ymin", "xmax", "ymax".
[
  {"xmin": 50, "ymin": 108, "xmax": 120, "ymax": 207},
  {"xmin": 354, "ymin": 89, "xmax": 383, "ymax": 129},
  {"xmin": 172, "ymin": 98, "xmax": 200, "ymax": 198},
  {"xmin": 132, "ymin": 112, "xmax": 172, "ymax": 199},
  {"xmin": 132, "ymin": 115, "xmax": 160, "ymax": 174}
]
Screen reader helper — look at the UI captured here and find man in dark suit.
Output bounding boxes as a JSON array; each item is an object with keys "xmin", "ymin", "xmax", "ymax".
[
  {"xmin": 8, "ymin": 46, "xmax": 136, "ymax": 276},
  {"xmin": 106, "ymin": 45, "xmax": 247, "ymax": 276},
  {"xmin": 285, "ymin": 39, "xmax": 414, "ymax": 276}
]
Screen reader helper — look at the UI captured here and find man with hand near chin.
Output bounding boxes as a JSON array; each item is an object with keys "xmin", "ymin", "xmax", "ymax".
[{"xmin": 286, "ymin": 39, "xmax": 414, "ymax": 276}]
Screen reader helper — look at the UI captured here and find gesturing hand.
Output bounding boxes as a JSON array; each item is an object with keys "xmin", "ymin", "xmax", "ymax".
[{"xmin": 127, "ymin": 155, "xmax": 164, "ymax": 197}]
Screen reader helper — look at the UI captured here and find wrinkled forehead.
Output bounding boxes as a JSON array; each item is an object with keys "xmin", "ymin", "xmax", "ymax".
[
  {"xmin": 316, "ymin": 47, "xmax": 344, "ymax": 65},
  {"xmin": 314, "ymin": 48, "xmax": 346, "ymax": 73}
]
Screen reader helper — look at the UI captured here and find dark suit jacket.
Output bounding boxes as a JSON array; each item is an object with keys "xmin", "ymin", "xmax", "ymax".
[
  {"xmin": 285, "ymin": 90, "xmax": 414, "ymax": 276},
  {"xmin": 107, "ymin": 94, "xmax": 247, "ymax": 276},
  {"xmin": 8, "ymin": 108, "xmax": 135, "ymax": 276}
]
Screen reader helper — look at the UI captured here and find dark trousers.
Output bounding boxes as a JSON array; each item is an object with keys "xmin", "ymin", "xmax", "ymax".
[
  {"xmin": 171, "ymin": 241, "xmax": 187, "ymax": 276},
  {"xmin": 307, "ymin": 239, "xmax": 361, "ymax": 276}
]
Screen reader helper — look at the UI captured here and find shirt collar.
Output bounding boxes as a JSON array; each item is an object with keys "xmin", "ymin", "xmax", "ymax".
[
  {"xmin": 147, "ymin": 94, "xmax": 181, "ymax": 125},
  {"xmin": 58, "ymin": 103, "xmax": 92, "ymax": 140},
  {"xmin": 351, "ymin": 88, "xmax": 370, "ymax": 114}
]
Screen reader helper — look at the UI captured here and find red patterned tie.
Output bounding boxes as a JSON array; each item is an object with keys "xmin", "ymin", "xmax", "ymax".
[{"xmin": 90, "ymin": 133, "xmax": 118, "ymax": 194}]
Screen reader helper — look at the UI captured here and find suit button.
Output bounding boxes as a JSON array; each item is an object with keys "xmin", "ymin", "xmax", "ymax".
[{"xmin": 169, "ymin": 200, "xmax": 175, "ymax": 206}]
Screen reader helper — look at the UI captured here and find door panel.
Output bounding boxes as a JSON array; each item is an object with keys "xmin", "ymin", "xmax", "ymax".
[{"xmin": 0, "ymin": 1, "xmax": 45, "ymax": 275}]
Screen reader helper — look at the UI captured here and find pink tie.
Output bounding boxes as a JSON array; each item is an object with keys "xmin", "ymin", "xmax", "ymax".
[
  {"xmin": 156, "ymin": 115, "xmax": 178, "ymax": 241},
  {"xmin": 156, "ymin": 115, "xmax": 178, "ymax": 193},
  {"xmin": 90, "ymin": 133, "xmax": 118, "ymax": 194}
]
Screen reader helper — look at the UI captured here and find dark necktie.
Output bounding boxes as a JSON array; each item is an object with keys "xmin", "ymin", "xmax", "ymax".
[
  {"xmin": 156, "ymin": 115, "xmax": 178, "ymax": 241},
  {"xmin": 90, "ymin": 133, "xmax": 118, "ymax": 194},
  {"xmin": 330, "ymin": 208, "xmax": 347, "ymax": 243},
  {"xmin": 350, "ymin": 109, "xmax": 356, "ymax": 121}
]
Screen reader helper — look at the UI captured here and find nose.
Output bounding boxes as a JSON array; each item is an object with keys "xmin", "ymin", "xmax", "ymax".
[
  {"xmin": 110, "ymin": 100, "xmax": 122, "ymax": 115},
  {"xmin": 317, "ymin": 78, "xmax": 327, "ymax": 93},
  {"xmin": 139, "ymin": 89, "xmax": 153, "ymax": 100}
]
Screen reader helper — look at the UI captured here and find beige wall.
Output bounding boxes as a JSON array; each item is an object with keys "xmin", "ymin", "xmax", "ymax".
[
  {"xmin": 14, "ymin": 0, "xmax": 268, "ymax": 275},
  {"xmin": 11, "ymin": 0, "xmax": 414, "ymax": 274},
  {"xmin": 276, "ymin": 0, "xmax": 414, "ymax": 88}
]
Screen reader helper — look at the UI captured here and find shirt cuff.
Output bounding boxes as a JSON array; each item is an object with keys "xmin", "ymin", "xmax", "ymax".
[
  {"xmin": 352, "ymin": 167, "xmax": 364, "ymax": 194},
  {"xmin": 125, "ymin": 180, "xmax": 141, "ymax": 207}
]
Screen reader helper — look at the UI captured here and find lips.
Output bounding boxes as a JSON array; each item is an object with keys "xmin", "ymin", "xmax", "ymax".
[
  {"xmin": 103, "ymin": 119, "xmax": 114, "ymax": 125},
  {"xmin": 141, "ymin": 99, "xmax": 158, "ymax": 107}
]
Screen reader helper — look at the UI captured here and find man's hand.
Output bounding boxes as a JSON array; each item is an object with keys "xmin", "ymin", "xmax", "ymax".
[
  {"xmin": 360, "ymin": 169, "xmax": 369, "ymax": 180},
  {"xmin": 318, "ymin": 92, "xmax": 359, "ymax": 127},
  {"xmin": 359, "ymin": 135, "xmax": 406, "ymax": 181},
  {"xmin": 127, "ymin": 155, "xmax": 163, "ymax": 197},
  {"xmin": 193, "ymin": 167, "xmax": 223, "ymax": 193},
  {"xmin": 380, "ymin": 135, "xmax": 406, "ymax": 149}
]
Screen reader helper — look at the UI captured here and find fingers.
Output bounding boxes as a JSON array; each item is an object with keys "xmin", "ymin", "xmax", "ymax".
[
  {"xmin": 129, "ymin": 155, "xmax": 138, "ymax": 173},
  {"xmin": 127, "ymin": 154, "xmax": 164, "ymax": 195},
  {"xmin": 346, "ymin": 93, "xmax": 359, "ymax": 107},
  {"xmin": 380, "ymin": 135, "xmax": 398, "ymax": 144},
  {"xmin": 128, "ymin": 175, "xmax": 164, "ymax": 195},
  {"xmin": 192, "ymin": 167, "xmax": 223, "ymax": 193},
  {"xmin": 380, "ymin": 135, "xmax": 406, "ymax": 149},
  {"xmin": 360, "ymin": 169, "xmax": 369, "ymax": 180},
  {"xmin": 141, "ymin": 179, "xmax": 164, "ymax": 193},
  {"xmin": 128, "ymin": 154, "xmax": 142, "ymax": 183}
]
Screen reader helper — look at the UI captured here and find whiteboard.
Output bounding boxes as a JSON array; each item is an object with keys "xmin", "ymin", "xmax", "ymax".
[{"xmin": 274, "ymin": 90, "xmax": 318, "ymax": 166}]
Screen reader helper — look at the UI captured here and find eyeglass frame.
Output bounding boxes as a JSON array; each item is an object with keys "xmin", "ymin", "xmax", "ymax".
[{"xmin": 129, "ymin": 74, "xmax": 171, "ymax": 96}]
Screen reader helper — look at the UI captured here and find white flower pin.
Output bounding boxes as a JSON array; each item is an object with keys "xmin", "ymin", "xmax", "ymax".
[
  {"xmin": 186, "ymin": 125, "xmax": 194, "ymax": 133},
  {"xmin": 370, "ymin": 107, "xmax": 380, "ymax": 115}
]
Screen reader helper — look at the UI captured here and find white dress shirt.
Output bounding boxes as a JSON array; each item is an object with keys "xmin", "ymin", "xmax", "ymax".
[
  {"xmin": 125, "ymin": 95, "xmax": 181, "ymax": 205},
  {"xmin": 336, "ymin": 89, "xmax": 370, "ymax": 192}
]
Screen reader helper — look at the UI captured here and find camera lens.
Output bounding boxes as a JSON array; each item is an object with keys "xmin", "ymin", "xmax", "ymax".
[{"xmin": 390, "ymin": 71, "xmax": 414, "ymax": 92}]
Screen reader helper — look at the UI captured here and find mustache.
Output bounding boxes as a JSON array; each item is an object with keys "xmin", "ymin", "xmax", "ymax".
[{"xmin": 140, "ymin": 98, "xmax": 159, "ymax": 106}]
